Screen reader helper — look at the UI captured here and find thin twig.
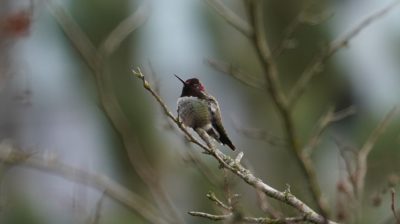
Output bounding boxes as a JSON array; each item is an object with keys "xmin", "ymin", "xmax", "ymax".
[
  {"xmin": 205, "ymin": 58, "xmax": 264, "ymax": 89},
  {"xmin": 207, "ymin": 191, "xmax": 232, "ymax": 211},
  {"xmin": 182, "ymin": 147, "xmax": 223, "ymax": 186},
  {"xmin": 391, "ymin": 188, "xmax": 400, "ymax": 224},
  {"xmin": 304, "ymin": 106, "xmax": 356, "ymax": 156},
  {"xmin": 189, "ymin": 211, "xmax": 306, "ymax": 223},
  {"xmin": 355, "ymin": 107, "xmax": 398, "ymax": 199},
  {"xmin": 255, "ymin": 184, "xmax": 281, "ymax": 218},
  {"xmin": 333, "ymin": 137, "xmax": 358, "ymax": 198},
  {"xmin": 132, "ymin": 67, "xmax": 338, "ymax": 224},
  {"xmin": 231, "ymin": 117, "xmax": 287, "ymax": 147},
  {"xmin": 205, "ymin": 0, "xmax": 254, "ymax": 37},
  {"xmin": 330, "ymin": 106, "xmax": 357, "ymax": 122},
  {"xmin": 272, "ymin": 1, "xmax": 314, "ymax": 57},
  {"xmin": 189, "ymin": 211, "xmax": 230, "ymax": 221},
  {"xmin": 91, "ymin": 192, "xmax": 106, "ymax": 224},
  {"xmin": 272, "ymin": 17, "xmax": 302, "ymax": 57},
  {"xmin": 288, "ymin": 0, "xmax": 400, "ymax": 106},
  {"xmin": 222, "ymin": 168, "xmax": 235, "ymax": 208}
]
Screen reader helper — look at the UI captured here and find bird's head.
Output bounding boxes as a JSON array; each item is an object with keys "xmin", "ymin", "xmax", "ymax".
[{"xmin": 175, "ymin": 75, "xmax": 206, "ymax": 96}]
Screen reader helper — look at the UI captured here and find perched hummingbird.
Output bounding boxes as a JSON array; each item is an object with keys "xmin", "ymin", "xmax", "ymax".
[{"xmin": 175, "ymin": 75, "xmax": 235, "ymax": 150}]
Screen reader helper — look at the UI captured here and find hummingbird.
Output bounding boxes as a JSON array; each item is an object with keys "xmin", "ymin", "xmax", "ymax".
[{"xmin": 175, "ymin": 75, "xmax": 235, "ymax": 150}]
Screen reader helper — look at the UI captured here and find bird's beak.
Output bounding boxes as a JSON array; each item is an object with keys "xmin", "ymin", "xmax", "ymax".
[{"xmin": 174, "ymin": 74, "xmax": 186, "ymax": 85}]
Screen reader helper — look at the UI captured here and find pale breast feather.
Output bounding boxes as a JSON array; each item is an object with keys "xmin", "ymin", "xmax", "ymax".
[{"xmin": 177, "ymin": 96, "xmax": 210, "ymax": 128}]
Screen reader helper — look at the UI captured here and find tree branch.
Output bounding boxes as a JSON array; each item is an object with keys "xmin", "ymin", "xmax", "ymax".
[
  {"xmin": 288, "ymin": 0, "xmax": 400, "ymax": 106},
  {"xmin": 205, "ymin": 0, "xmax": 254, "ymax": 37},
  {"xmin": 46, "ymin": 0, "xmax": 98, "ymax": 72},
  {"xmin": 205, "ymin": 58, "xmax": 264, "ymax": 89},
  {"xmin": 131, "ymin": 67, "xmax": 338, "ymax": 224},
  {"xmin": 303, "ymin": 106, "xmax": 356, "ymax": 156},
  {"xmin": 246, "ymin": 0, "xmax": 329, "ymax": 218},
  {"xmin": 355, "ymin": 107, "xmax": 398, "ymax": 199},
  {"xmin": 47, "ymin": 2, "xmax": 183, "ymax": 223},
  {"xmin": 188, "ymin": 211, "xmax": 306, "ymax": 223},
  {"xmin": 98, "ymin": 1, "xmax": 150, "ymax": 57},
  {"xmin": 391, "ymin": 188, "xmax": 400, "ymax": 224},
  {"xmin": 90, "ymin": 192, "xmax": 106, "ymax": 224},
  {"xmin": 206, "ymin": 191, "xmax": 232, "ymax": 211}
]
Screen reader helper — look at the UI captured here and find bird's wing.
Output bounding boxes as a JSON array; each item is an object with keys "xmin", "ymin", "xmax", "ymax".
[{"xmin": 207, "ymin": 96, "xmax": 235, "ymax": 150}]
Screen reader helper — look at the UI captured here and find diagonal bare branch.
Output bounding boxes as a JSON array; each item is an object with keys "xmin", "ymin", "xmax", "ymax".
[
  {"xmin": 46, "ymin": 0, "xmax": 98, "ymax": 72},
  {"xmin": 248, "ymin": 0, "xmax": 285, "ymax": 107},
  {"xmin": 205, "ymin": 0, "xmax": 254, "ymax": 37},
  {"xmin": 288, "ymin": 0, "xmax": 400, "ymax": 106},
  {"xmin": 99, "ymin": 2, "xmax": 151, "ymax": 57},
  {"xmin": 131, "ymin": 67, "xmax": 338, "ymax": 224},
  {"xmin": 207, "ymin": 191, "xmax": 232, "ymax": 211},
  {"xmin": 205, "ymin": 58, "xmax": 264, "ymax": 89}
]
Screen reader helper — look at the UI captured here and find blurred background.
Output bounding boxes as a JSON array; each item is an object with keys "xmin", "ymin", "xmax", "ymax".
[{"xmin": 0, "ymin": 0, "xmax": 400, "ymax": 223}]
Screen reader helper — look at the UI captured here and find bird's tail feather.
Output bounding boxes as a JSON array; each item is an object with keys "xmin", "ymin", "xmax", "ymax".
[{"xmin": 220, "ymin": 134, "xmax": 235, "ymax": 151}]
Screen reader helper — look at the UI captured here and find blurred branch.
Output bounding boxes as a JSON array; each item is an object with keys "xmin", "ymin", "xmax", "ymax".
[
  {"xmin": 333, "ymin": 107, "xmax": 397, "ymax": 223},
  {"xmin": 90, "ymin": 192, "xmax": 106, "ymax": 224},
  {"xmin": 46, "ymin": 0, "xmax": 98, "ymax": 72},
  {"xmin": 391, "ymin": 188, "xmax": 400, "ymax": 224},
  {"xmin": 98, "ymin": 2, "xmax": 150, "ymax": 57},
  {"xmin": 0, "ymin": 147, "xmax": 167, "ymax": 224},
  {"xmin": 132, "ymin": 67, "xmax": 338, "ymax": 224},
  {"xmin": 206, "ymin": 0, "xmax": 332, "ymax": 218},
  {"xmin": 288, "ymin": 0, "xmax": 400, "ymax": 106},
  {"xmin": 205, "ymin": 0, "xmax": 254, "ymax": 37},
  {"xmin": 231, "ymin": 116, "xmax": 287, "ymax": 147},
  {"xmin": 255, "ymin": 186, "xmax": 281, "ymax": 218},
  {"xmin": 355, "ymin": 107, "xmax": 398, "ymax": 199},
  {"xmin": 332, "ymin": 108, "xmax": 397, "ymax": 222},
  {"xmin": 207, "ymin": 0, "xmax": 399, "ymax": 222},
  {"xmin": 272, "ymin": 1, "xmax": 310, "ymax": 57},
  {"xmin": 188, "ymin": 211, "xmax": 306, "ymax": 223},
  {"xmin": 47, "ymin": 2, "xmax": 184, "ymax": 224},
  {"xmin": 303, "ymin": 106, "xmax": 356, "ymax": 156},
  {"xmin": 222, "ymin": 168, "xmax": 236, "ymax": 208},
  {"xmin": 272, "ymin": 16, "xmax": 302, "ymax": 57},
  {"xmin": 273, "ymin": 1, "xmax": 334, "ymax": 57},
  {"xmin": 183, "ymin": 147, "xmax": 223, "ymax": 186},
  {"xmin": 246, "ymin": 0, "xmax": 329, "ymax": 218},
  {"xmin": 205, "ymin": 58, "xmax": 264, "ymax": 89},
  {"xmin": 248, "ymin": 1, "xmax": 284, "ymax": 106},
  {"xmin": 334, "ymin": 137, "xmax": 358, "ymax": 197}
]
